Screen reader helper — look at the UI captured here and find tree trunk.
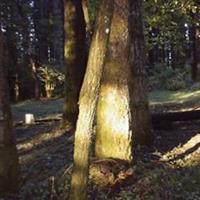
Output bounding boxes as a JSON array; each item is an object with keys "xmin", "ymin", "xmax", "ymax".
[
  {"xmin": 69, "ymin": 1, "xmax": 114, "ymax": 199},
  {"xmin": 0, "ymin": 32, "xmax": 19, "ymax": 193},
  {"xmin": 95, "ymin": 0, "xmax": 133, "ymax": 162},
  {"xmin": 128, "ymin": 0, "xmax": 153, "ymax": 145},
  {"xmin": 62, "ymin": 0, "xmax": 87, "ymax": 129}
]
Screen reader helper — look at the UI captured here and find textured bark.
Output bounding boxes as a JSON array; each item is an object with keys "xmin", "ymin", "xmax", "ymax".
[
  {"xmin": 128, "ymin": 0, "xmax": 153, "ymax": 145},
  {"xmin": 0, "ymin": 32, "xmax": 19, "ymax": 193},
  {"xmin": 95, "ymin": 0, "xmax": 133, "ymax": 162},
  {"xmin": 62, "ymin": 0, "xmax": 87, "ymax": 129},
  {"xmin": 69, "ymin": 1, "xmax": 114, "ymax": 199}
]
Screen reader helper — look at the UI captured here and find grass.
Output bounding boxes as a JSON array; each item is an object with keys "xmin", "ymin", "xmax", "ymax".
[
  {"xmin": 12, "ymin": 89, "xmax": 200, "ymax": 122},
  {"xmin": 12, "ymin": 98, "xmax": 64, "ymax": 122},
  {"xmin": 149, "ymin": 89, "xmax": 200, "ymax": 106}
]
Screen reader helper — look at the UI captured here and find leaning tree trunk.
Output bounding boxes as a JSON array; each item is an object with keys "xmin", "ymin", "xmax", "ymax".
[
  {"xmin": 69, "ymin": 1, "xmax": 114, "ymax": 199},
  {"xmin": 128, "ymin": 0, "xmax": 153, "ymax": 145},
  {"xmin": 95, "ymin": 0, "xmax": 133, "ymax": 162},
  {"xmin": 62, "ymin": 0, "xmax": 87, "ymax": 129},
  {"xmin": 0, "ymin": 32, "xmax": 19, "ymax": 193}
]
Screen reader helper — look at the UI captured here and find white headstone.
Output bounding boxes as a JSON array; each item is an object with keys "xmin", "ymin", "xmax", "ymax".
[{"xmin": 25, "ymin": 113, "xmax": 35, "ymax": 125}]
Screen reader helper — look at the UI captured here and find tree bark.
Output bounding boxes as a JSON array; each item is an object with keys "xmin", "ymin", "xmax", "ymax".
[
  {"xmin": 69, "ymin": 1, "xmax": 114, "ymax": 199},
  {"xmin": 62, "ymin": 0, "xmax": 87, "ymax": 129},
  {"xmin": 95, "ymin": 0, "xmax": 133, "ymax": 162},
  {"xmin": 128, "ymin": 0, "xmax": 153, "ymax": 145},
  {"xmin": 0, "ymin": 32, "xmax": 19, "ymax": 193}
]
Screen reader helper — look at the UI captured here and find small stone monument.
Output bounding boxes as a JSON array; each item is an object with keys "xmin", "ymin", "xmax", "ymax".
[{"xmin": 25, "ymin": 113, "xmax": 35, "ymax": 125}]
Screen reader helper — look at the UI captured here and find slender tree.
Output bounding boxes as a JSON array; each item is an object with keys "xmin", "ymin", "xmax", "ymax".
[
  {"xmin": 0, "ymin": 32, "xmax": 19, "ymax": 193},
  {"xmin": 128, "ymin": 0, "xmax": 153, "ymax": 145},
  {"xmin": 69, "ymin": 1, "xmax": 114, "ymax": 199},
  {"xmin": 62, "ymin": 0, "xmax": 87, "ymax": 129}
]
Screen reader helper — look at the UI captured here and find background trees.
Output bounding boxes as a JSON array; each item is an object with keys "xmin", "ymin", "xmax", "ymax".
[{"xmin": 1, "ymin": 0, "xmax": 199, "ymax": 102}]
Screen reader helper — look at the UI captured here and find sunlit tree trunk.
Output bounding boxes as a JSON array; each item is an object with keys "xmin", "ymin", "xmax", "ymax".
[
  {"xmin": 69, "ymin": 1, "xmax": 114, "ymax": 199},
  {"xmin": 62, "ymin": 0, "xmax": 87, "ymax": 129},
  {"xmin": 128, "ymin": 0, "xmax": 153, "ymax": 145},
  {"xmin": 95, "ymin": 0, "xmax": 153, "ymax": 161},
  {"xmin": 0, "ymin": 32, "xmax": 19, "ymax": 193},
  {"xmin": 95, "ymin": 0, "xmax": 133, "ymax": 162}
]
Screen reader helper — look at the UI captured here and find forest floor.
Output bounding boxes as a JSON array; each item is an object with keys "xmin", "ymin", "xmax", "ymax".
[{"xmin": 1, "ymin": 89, "xmax": 200, "ymax": 200}]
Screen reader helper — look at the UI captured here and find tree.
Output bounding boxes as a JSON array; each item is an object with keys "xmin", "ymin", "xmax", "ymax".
[
  {"xmin": 0, "ymin": 32, "xmax": 19, "ymax": 193},
  {"xmin": 95, "ymin": 0, "xmax": 133, "ymax": 162},
  {"xmin": 95, "ymin": 0, "xmax": 153, "ymax": 162},
  {"xmin": 62, "ymin": 0, "xmax": 87, "ymax": 129},
  {"xmin": 69, "ymin": 0, "xmax": 114, "ymax": 199},
  {"xmin": 128, "ymin": 0, "xmax": 153, "ymax": 145}
]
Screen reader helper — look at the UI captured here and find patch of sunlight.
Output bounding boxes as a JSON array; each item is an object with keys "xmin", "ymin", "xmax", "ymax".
[
  {"xmin": 96, "ymin": 85, "xmax": 132, "ymax": 161},
  {"xmin": 149, "ymin": 90, "xmax": 200, "ymax": 105},
  {"xmin": 17, "ymin": 128, "xmax": 65, "ymax": 154},
  {"xmin": 12, "ymin": 98, "xmax": 63, "ymax": 122},
  {"xmin": 161, "ymin": 134, "xmax": 200, "ymax": 167}
]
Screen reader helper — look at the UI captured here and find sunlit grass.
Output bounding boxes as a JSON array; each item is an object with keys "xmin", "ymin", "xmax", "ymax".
[
  {"xmin": 12, "ymin": 98, "xmax": 63, "ymax": 122},
  {"xmin": 149, "ymin": 89, "xmax": 200, "ymax": 106},
  {"xmin": 149, "ymin": 90, "xmax": 200, "ymax": 103},
  {"xmin": 12, "ymin": 89, "xmax": 200, "ymax": 122}
]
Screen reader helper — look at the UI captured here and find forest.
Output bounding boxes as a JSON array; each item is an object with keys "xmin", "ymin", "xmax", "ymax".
[{"xmin": 0, "ymin": 0, "xmax": 200, "ymax": 199}]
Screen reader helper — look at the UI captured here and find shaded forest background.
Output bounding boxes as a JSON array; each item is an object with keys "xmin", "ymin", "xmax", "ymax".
[{"xmin": 0, "ymin": 0, "xmax": 199, "ymax": 102}]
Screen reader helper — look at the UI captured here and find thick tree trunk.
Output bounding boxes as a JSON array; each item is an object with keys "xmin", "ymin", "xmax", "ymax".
[
  {"xmin": 128, "ymin": 0, "xmax": 153, "ymax": 145},
  {"xmin": 69, "ymin": 1, "xmax": 114, "ymax": 199},
  {"xmin": 62, "ymin": 0, "xmax": 87, "ymax": 129},
  {"xmin": 0, "ymin": 32, "xmax": 19, "ymax": 193},
  {"xmin": 95, "ymin": 0, "xmax": 133, "ymax": 162}
]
